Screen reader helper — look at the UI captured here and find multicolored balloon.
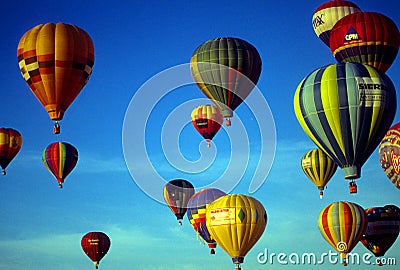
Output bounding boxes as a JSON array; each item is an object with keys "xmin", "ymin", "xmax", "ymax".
[
  {"xmin": 330, "ymin": 12, "xmax": 400, "ymax": 73},
  {"xmin": 312, "ymin": 0, "xmax": 361, "ymax": 47},
  {"xmin": 0, "ymin": 128, "xmax": 22, "ymax": 175},
  {"xmin": 379, "ymin": 123, "xmax": 400, "ymax": 190},
  {"xmin": 163, "ymin": 179, "xmax": 195, "ymax": 226},
  {"xmin": 318, "ymin": 201, "xmax": 367, "ymax": 266},
  {"xmin": 190, "ymin": 37, "xmax": 262, "ymax": 126},
  {"xmin": 186, "ymin": 188, "xmax": 226, "ymax": 254},
  {"xmin": 294, "ymin": 62, "xmax": 397, "ymax": 193},
  {"xmin": 81, "ymin": 231, "xmax": 111, "ymax": 269},
  {"xmin": 42, "ymin": 142, "xmax": 78, "ymax": 188},
  {"xmin": 191, "ymin": 105, "xmax": 223, "ymax": 147},
  {"xmin": 206, "ymin": 194, "xmax": 267, "ymax": 270},
  {"xmin": 360, "ymin": 205, "xmax": 400, "ymax": 265},
  {"xmin": 17, "ymin": 22, "xmax": 95, "ymax": 134},
  {"xmin": 301, "ymin": 148, "xmax": 337, "ymax": 198}
]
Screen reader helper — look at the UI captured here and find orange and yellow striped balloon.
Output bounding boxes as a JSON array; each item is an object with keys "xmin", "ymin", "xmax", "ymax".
[
  {"xmin": 0, "ymin": 128, "xmax": 22, "ymax": 175},
  {"xmin": 17, "ymin": 22, "xmax": 94, "ymax": 134},
  {"xmin": 318, "ymin": 201, "xmax": 367, "ymax": 265}
]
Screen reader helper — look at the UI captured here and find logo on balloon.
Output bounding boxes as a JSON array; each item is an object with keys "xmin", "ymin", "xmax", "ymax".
[
  {"xmin": 336, "ymin": 242, "xmax": 348, "ymax": 252},
  {"xmin": 122, "ymin": 63, "xmax": 276, "ymax": 204},
  {"xmin": 390, "ymin": 149, "xmax": 400, "ymax": 175}
]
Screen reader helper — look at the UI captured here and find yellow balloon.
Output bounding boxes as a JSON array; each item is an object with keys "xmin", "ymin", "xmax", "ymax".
[{"xmin": 206, "ymin": 194, "xmax": 267, "ymax": 269}]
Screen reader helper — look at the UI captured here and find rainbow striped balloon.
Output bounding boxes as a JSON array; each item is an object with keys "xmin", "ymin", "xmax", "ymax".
[
  {"xmin": 42, "ymin": 142, "xmax": 78, "ymax": 188},
  {"xmin": 318, "ymin": 201, "xmax": 367, "ymax": 266}
]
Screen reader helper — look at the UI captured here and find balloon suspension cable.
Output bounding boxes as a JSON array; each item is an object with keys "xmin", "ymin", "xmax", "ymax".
[
  {"xmin": 349, "ymin": 180, "xmax": 357, "ymax": 194},
  {"xmin": 2, "ymin": 169, "xmax": 5, "ymax": 176},
  {"xmin": 53, "ymin": 121, "xmax": 60, "ymax": 134},
  {"xmin": 225, "ymin": 118, "xmax": 231, "ymax": 126}
]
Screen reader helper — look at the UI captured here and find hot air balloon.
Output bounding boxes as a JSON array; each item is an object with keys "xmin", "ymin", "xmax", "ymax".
[
  {"xmin": 81, "ymin": 231, "xmax": 111, "ymax": 269},
  {"xmin": 294, "ymin": 62, "xmax": 397, "ymax": 193},
  {"xmin": 0, "ymin": 128, "xmax": 22, "ymax": 175},
  {"xmin": 360, "ymin": 205, "xmax": 400, "ymax": 265},
  {"xmin": 163, "ymin": 179, "xmax": 195, "ymax": 226},
  {"xmin": 312, "ymin": 0, "xmax": 361, "ymax": 47},
  {"xmin": 191, "ymin": 105, "xmax": 223, "ymax": 147},
  {"xmin": 330, "ymin": 12, "xmax": 400, "ymax": 73},
  {"xmin": 318, "ymin": 201, "xmax": 367, "ymax": 266},
  {"xmin": 379, "ymin": 122, "xmax": 400, "ymax": 190},
  {"xmin": 206, "ymin": 194, "xmax": 267, "ymax": 270},
  {"xmin": 301, "ymin": 148, "xmax": 338, "ymax": 198},
  {"xmin": 186, "ymin": 188, "xmax": 226, "ymax": 254},
  {"xmin": 42, "ymin": 142, "xmax": 78, "ymax": 188},
  {"xmin": 17, "ymin": 22, "xmax": 95, "ymax": 134},
  {"xmin": 190, "ymin": 37, "xmax": 262, "ymax": 126}
]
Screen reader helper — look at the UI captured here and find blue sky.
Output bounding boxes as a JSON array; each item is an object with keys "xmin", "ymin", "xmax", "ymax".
[{"xmin": 1, "ymin": 0, "xmax": 399, "ymax": 269}]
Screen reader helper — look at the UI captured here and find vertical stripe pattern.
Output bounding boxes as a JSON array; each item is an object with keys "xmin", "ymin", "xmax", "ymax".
[
  {"xmin": 42, "ymin": 142, "xmax": 78, "ymax": 187},
  {"xmin": 301, "ymin": 148, "xmax": 337, "ymax": 196},
  {"xmin": 0, "ymin": 128, "xmax": 22, "ymax": 174},
  {"xmin": 294, "ymin": 62, "xmax": 396, "ymax": 179},
  {"xmin": 190, "ymin": 38, "xmax": 261, "ymax": 119},
  {"xmin": 318, "ymin": 201, "xmax": 367, "ymax": 262}
]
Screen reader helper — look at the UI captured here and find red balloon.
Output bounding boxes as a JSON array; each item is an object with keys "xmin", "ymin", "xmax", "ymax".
[
  {"xmin": 81, "ymin": 232, "xmax": 111, "ymax": 269},
  {"xmin": 191, "ymin": 105, "xmax": 223, "ymax": 147},
  {"xmin": 329, "ymin": 12, "xmax": 400, "ymax": 72}
]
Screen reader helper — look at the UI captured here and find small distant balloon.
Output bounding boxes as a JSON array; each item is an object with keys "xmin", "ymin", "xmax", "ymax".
[
  {"xmin": 42, "ymin": 142, "xmax": 78, "ymax": 188},
  {"xmin": 163, "ymin": 179, "xmax": 195, "ymax": 226},
  {"xmin": 81, "ymin": 232, "xmax": 111, "ymax": 269},
  {"xmin": 301, "ymin": 148, "xmax": 337, "ymax": 198},
  {"xmin": 191, "ymin": 105, "xmax": 223, "ymax": 147},
  {"xmin": 0, "ymin": 128, "xmax": 22, "ymax": 175}
]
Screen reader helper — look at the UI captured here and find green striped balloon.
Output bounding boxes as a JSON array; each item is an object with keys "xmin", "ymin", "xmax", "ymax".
[
  {"xmin": 190, "ymin": 37, "xmax": 261, "ymax": 124},
  {"xmin": 294, "ymin": 62, "xmax": 396, "ymax": 182}
]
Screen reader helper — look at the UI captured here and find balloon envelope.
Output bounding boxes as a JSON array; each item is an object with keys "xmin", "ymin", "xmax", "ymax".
[
  {"xmin": 163, "ymin": 179, "xmax": 195, "ymax": 225},
  {"xmin": 312, "ymin": 0, "xmax": 361, "ymax": 47},
  {"xmin": 294, "ymin": 62, "xmax": 396, "ymax": 184},
  {"xmin": 379, "ymin": 122, "xmax": 400, "ymax": 190},
  {"xmin": 318, "ymin": 201, "xmax": 367, "ymax": 265},
  {"xmin": 0, "ymin": 128, "xmax": 22, "ymax": 175},
  {"xmin": 330, "ymin": 12, "xmax": 400, "ymax": 73},
  {"xmin": 187, "ymin": 188, "xmax": 226, "ymax": 254},
  {"xmin": 301, "ymin": 148, "xmax": 337, "ymax": 198},
  {"xmin": 206, "ymin": 194, "xmax": 267, "ymax": 267},
  {"xmin": 190, "ymin": 37, "xmax": 262, "ymax": 125},
  {"xmin": 17, "ymin": 22, "xmax": 95, "ymax": 133},
  {"xmin": 81, "ymin": 231, "xmax": 110, "ymax": 269},
  {"xmin": 361, "ymin": 205, "xmax": 400, "ymax": 258},
  {"xmin": 42, "ymin": 142, "xmax": 78, "ymax": 188},
  {"xmin": 191, "ymin": 105, "xmax": 223, "ymax": 147}
]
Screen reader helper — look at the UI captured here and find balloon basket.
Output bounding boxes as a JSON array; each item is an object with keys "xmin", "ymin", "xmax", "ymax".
[{"xmin": 349, "ymin": 181, "xmax": 357, "ymax": 194}]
